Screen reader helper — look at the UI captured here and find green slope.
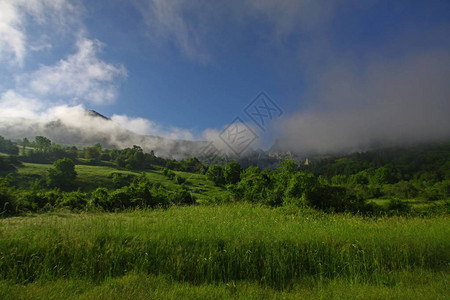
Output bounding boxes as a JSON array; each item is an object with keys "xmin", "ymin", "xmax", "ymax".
[{"xmin": 9, "ymin": 161, "xmax": 228, "ymax": 204}]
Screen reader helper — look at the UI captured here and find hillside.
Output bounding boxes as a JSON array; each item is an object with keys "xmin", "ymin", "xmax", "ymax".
[
  {"xmin": 0, "ymin": 109, "xmax": 207, "ymax": 159},
  {"xmin": 0, "ymin": 135, "xmax": 449, "ymax": 299}
]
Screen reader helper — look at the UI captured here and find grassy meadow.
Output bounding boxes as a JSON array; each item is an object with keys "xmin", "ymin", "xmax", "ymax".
[
  {"xmin": 1, "ymin": 147, "xmax": 449, "ymax": 299},
  {"xmin": 0, "ymin": 204, "xmax": 449, "ymax": 299},
  {"xmin": 8, "ymin": 161, "xmax": 228, "ymax": 203}
]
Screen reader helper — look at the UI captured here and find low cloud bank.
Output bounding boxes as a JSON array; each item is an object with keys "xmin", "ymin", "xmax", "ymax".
[
  {"xmin": 272, "ymin": 50, "xmax": 450, "ymax": 155},
  {"xmin": 0, "ymin": 105, "xmax": 204, "ymax": 159}
]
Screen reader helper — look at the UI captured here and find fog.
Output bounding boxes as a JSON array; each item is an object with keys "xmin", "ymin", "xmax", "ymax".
[
  {"xmin": 2, "ymin": 48, "xmax": 449, "ymax": 159},
  {"xmin": 0, "ymin": 105, "xmax": 205, "ymax": 159},
  {"xmin": 271, "ymin": 50, "xmax": 450, "ymax": 155}
]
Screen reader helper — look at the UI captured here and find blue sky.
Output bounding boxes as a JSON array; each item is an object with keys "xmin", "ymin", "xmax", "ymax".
[{"xmin": 0, "ymin": 0, "xmax": 449, "ymax": 153}]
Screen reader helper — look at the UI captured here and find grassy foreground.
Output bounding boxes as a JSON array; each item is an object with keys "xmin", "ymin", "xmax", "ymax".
[{"xmin": 0, "ymin": 204, "xmax": 449, "ymax": 299}]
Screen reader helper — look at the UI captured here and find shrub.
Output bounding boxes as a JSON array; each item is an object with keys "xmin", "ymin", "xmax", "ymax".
[
  {"xmin": 284, "ymin": 172, "xmax": 317, "ymax": 199},
  {"xmin": 108, "ymin": 187, "xmax": 133, "ymax": 210},
  {"xmin": 394, "ymin": 180, "xmax": 418, "ymax": 199},
  {"xmin": 44, "ymin": 189, "xmax": 62, "ymax": 207},
  {"xmin": 169, "ymin": 187, "xmax": 196, "ymax": 205},
  {"xmin": 206, "ymin": 164, "xmax": 225, "ymax": 186},
  {"xmin": 151, "ymin": 186, "xmax": 170, "ymax": 207},
  {"xmin": 0, "ymin": 156, "xmax": 16, "ymax": 172},
  {"xmin": 22, "ymin": 191, "xmax": 48, "ymax": 210},
  {"xmin": 435, "ymin": 180, "xmax": 450, "ymax": 199},
  {"xmin": 20, "ymin": 181, "xmax": 61, "ymax": 211},
  {"xmin": 0, "ymin": 136, "xmax": 19, "ymax": 155},
  {"xmin": 0, "ymin": 177, "xmax": 18, "ymax": 215},
  {"xmin": 100, "ymin": 153, "xmax": 111, "ymax": 161},
  {"xmin": 224, "ymin": 161, "xmax": 241, "ymax": 184},
  {"xmin": 58, "ymin": 190, "xmax": 88, "ymax": 210},
  {"xmin": 331, "ymin": 174, "xmax": 347, "ymax": 185},
  {"xmin": 422, "ymin": 186, "xmax": 440, "ymax": 201},
  {"xmin": 372, "ymin": 167, "xmax": 395, "ymax": 184},
  {"xmin": 387, "ymin": 198, "xmax": 411, "ymax": 215},
  {"xmin": 349, "ymin": 171, "xmax": 369, "ymax": 185},
  {"xmin": 111, "ymin": 173, "xmax": 136, "ymax": 188},
  {"xmin": 87, "ymin": 158, "xmax": 98, "ymax": 165},
  {"xmin": 84, "ymin": 146, "xmax": 101, "ymax": 160},
  {"xmin": 162, "ymin": 168, "xmax": 176, "ymax": 179},
  {"xmin": 174, "ymin": 175, "xmax": 186, "ymax": 185},
  {"xmin": 89, "ymin": 188, "xmax": 109, "ymax": 209},
  {"xmin": 233, "ymin": 170, "xmax": 268, "ymax": 203},
  {"xmin": 303, "ymin": 185, "xmax": 347, "ymax": 212},
  {"xmin": 47, "ymin": 158, "xmax": 77, "ymax": 190}
]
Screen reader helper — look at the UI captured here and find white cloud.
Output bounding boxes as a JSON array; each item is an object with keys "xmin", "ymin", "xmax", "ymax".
[
  {"xmin": 111, "ymin": 114, "xmax": 156, "ymax": 136},
  {"xmin": 201, "ymin": 120, "xmax": 263, "ymax": 156},
  {"xmin": 133, "ymin": 0, "xmax": 336, "ymax": 63},
  {"xmin": 273, "ymin": 49, "xmax": 450, "ymax": 154},
  {"xmin": 0, "ymin": 0, "xmax": 26, "ymax": 65},
  {"xmin": 24, "ymin": 38, "xmax": 127, "ymax": 105},
  {"xmin": 134, "ymin": 0, "xmax": 211, "ymax": 63},
  {"xmin": 0, "ymin": 90, "xmax": 43, "ymax": 119},
  {"xmin": 29, "ymin": 35, "xmax": 52, "ymax": 52},
  {"xmin": 0, "ymin": 0, "xmax": 77, "ymax": 66},
  {"xmin": 1, "ymin": 0, "xmax": 127, "ymax": 107},
  {"xmin": 111, "ymin": 114, "xmax": 195, "ymax": 140}
]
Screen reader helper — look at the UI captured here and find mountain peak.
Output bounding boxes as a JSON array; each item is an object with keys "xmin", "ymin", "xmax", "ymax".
[{"xmin": 87, "ymin": 110, "xmax": 110, "ymax": 120}]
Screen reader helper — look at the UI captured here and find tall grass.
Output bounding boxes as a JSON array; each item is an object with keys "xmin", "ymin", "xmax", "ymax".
[
  {"xmin": 1, "ymin": 270, "xmax": 448, "ymax": 299},
  {"xmin": 0, "ymin": 204, "xmax": 448, "ymax": 292}
]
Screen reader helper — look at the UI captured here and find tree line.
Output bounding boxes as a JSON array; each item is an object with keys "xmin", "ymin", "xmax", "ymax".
[{"xmin": 0, "ymin": 135, "xmax": 449, "ymax": 216}]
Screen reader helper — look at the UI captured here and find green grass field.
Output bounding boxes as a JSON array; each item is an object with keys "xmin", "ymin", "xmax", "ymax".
[
  {"xmin": 0, "ymin": 204, "xmax": 449, "ymax": 299},
  {"xmin": 368, "ymin": 198, "xmax": 448, "ymax": 210},
  {"xmin": 6, "ymin": 161, "xmax": 441, "ymax": 210},
  {"xmin": 1, "ymin": 160, "xmax": 449, "ymax": 298},
  {"xmin": 7, "ymin": 162, "xmax": 228, "ymax": 203}
]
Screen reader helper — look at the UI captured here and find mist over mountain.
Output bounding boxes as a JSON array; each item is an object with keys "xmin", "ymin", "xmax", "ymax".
[{"xmin": 0, "ymin": 107, "xmax": 206, "ymax": 160}]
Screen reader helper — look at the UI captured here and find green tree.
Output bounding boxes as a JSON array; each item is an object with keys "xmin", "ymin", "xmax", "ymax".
[
  {"xmin": 435, "ymin": 180, "xmax": 450, "ymax": 199},
  {"xmin": 67, "ymin": 146, "xmax": 78, "ymax": 161},
  {"xmin": 35, "ymin": 136, "xmax": 51, "ymax": 152},
  {"xmin": 241, "ymin": 166, "xmax": 261, "ymax": 179},
  {"xmin": 206, "ymin": 164, "xmax": 225, "ymax": 185},
  {"xmin": 84, "ymin": 146, "xmax": 101, "ymax": 160},
  {"xmin": 100, "ymin": 152, "xmax": 111, "ymax": 161},
  {"xmin": 331, "ymin": 174, "xmax": 347, "ymax": 185},
  {"xmin": 89, "ymin": 188, "xmax": 109, "ymax": 209},
  {"xmin": 277, "ymin": 158, "xmax": 298, "ymax": 185},
  {"xmin": 174, "ymin": 175, "xmax": 186, "ymax": 185},
  {"xmin": 184, "ymin": 157, "xmax": 205, "ymax": 173},
  {"xmin": 170, "ymin": 187, "xmax": 195, "ymax": 205},
  {"xmin": 233, "ymin": 168, "xmax": 271, "ymax": 204},
  {"xmin": 349, "ymin": 171, "xmax": 369, "ymax": 185},
  {"xmin": 0, "ymin": 157, "xmax": 15, "ymax": 171},
  {"xmin": 22, "ymin": 138, "xmax": 29, "ymax": 155},
  {"xmin": 224, "ymin": 161, "xmax": 241, "ymax": 184},
  {"xmin": 387, "ymin": 198, "xmax": 411, "ymax": 215},
  {"xmin": 284, "ymin": 172, "xmax": 317, "ymax": 199},
  {"xmin": 372, "ymin": 167, "xmax": 394, "ymax": 184},
  {"xmin": 0, "ymin": 176, "xmax": 18, "ymax": 214},
  {"xmin": 0, "ymin": 136, "xmax": 19, "ymax": 155},
  {"xmin": 47, "ymin": 158, "xmax": 77, "ymax": 190}
]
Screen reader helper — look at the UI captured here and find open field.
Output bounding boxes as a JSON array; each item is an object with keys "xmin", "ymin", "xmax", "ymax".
[
  {"xmin": 4, "ymin": 161, "xmax": 444, "ymax": 210},
  {"xmin": 1, "ymin": 270, "xmax": 448, "ymax": 300},
  {"xmin": 6, "ymin": 162, "xmax": 228, "ymax": 203},
  {"xmin": 368, "ymin": 198, "xmax": 448, "ymax": 210},
  {"xmin": 1, "ymin": 147, "xmax": 448, "ymax": 298},
  {"xmin": 0, "ymin": 204, "xmax": 449, "ymax": 298}
]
